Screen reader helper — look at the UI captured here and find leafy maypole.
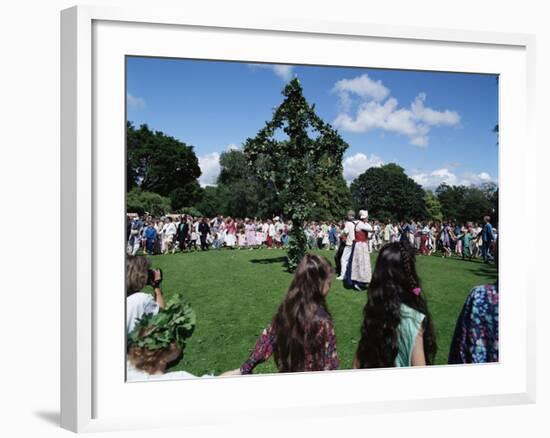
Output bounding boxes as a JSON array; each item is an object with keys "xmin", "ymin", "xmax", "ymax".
[{"xmin": 244, "ymin": 78, "xmax": 348, "ymax": 271}]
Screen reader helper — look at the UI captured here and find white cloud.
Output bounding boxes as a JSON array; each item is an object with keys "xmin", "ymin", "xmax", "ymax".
[
  {"xmin": 272, "ymin": 65, "xmax": 294, "ymax": 81},
  {"xmin": 127, "ymin": 93, "xmax": 146, "ymax": 110},
  {"xmin": 412, "ymin": 168, "xmax": 496, "ymax": 188},
  {"xmin": 412, "ymin": 168, "xmax": 459, "ymax": 188},
  {"xmin": 333, "ymin": 74, "xmax": 389, "ymax": 105},
  {"xmin": 461, "ymin": 171, "xmax": 495, "ymax": 186},
  {"xmin": 248, "ymin": 63, "xmax": 295, "ymax": 81},
  {"xmin": 197, "ymin": 144, "xmax": 242, "ymax": 186},
  {"xmin": 198, "ymin": 152, "xmax": 221, "ymax": 187},
  {"xmin": 343, "ymin": 152, "xmax": 384, "ymax": 184},
  {"xmin": 332, "ymin": 75, "xmax": 460, "ymax": 147}
]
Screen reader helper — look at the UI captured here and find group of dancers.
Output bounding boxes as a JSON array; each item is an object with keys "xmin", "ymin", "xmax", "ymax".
[
  {"xmin": 127, "ymin": 211, "xmax": 497, "ymax": 266},
  {"xmin": 126, "ymin": 214, "xmax": 293, "ymax": 255},
  {"xmin": 335, "ymin": 210, "xmax": 498, "ymax": 291}
]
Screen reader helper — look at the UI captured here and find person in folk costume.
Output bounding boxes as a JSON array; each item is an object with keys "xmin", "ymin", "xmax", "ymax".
[
  {"xmin": 336, "ymin": 210, "xmax": 357, "ymax": 280},
  {"xmin": 344, "ymin": 210, "xmax": 373, "ymax": 291}
]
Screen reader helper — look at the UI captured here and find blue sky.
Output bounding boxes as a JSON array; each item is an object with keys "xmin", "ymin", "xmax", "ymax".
[{"xmin": 126, "ymin": 57, "xmax": 498, "ymax": 189}]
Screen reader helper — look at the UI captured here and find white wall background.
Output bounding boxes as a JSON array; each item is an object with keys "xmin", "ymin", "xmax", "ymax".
[{"xmin": 0, "ymin": 1, "xmax": 546, "ymax": 437}]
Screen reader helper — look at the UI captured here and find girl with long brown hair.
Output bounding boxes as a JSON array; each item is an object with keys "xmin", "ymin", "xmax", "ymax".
[
  {"xmin": 223, "ymin": 254, "xmax": 339, "ymax": 375},
  {"xmin": 353, "ymin": 240, "xmax": 437, "ymax": 368}
]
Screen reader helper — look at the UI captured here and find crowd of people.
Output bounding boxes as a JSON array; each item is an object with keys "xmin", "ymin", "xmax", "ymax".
[
  {"xmin": 126, "ymin": 212, "xmax": 498, "ymax": 265},
  {"xmin": 125, "ymin": 209, "xmax": 499, "ymax": 381}
]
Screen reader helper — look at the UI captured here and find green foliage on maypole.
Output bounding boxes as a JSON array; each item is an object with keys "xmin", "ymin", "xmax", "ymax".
[{"xmin": 244, "ymin": 78, "xmax": 348, "ymax": 271}]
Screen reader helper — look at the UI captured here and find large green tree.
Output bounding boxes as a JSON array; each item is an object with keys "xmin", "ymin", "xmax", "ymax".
[
  {"xmin": 196, "ymin": 186, "xmax": 222, "ymax": 218},
  {"xmin": 244, "ymin": 78, "xmax": 348, "ymax": 270},
  {"xmin": 127, "ymin": 122, "xmax": 202, "ymax": 200},
  {"xmin": 435, "ymin": 182, "xmax": 498, "ymax": 224},
  {"xmin": 310, "ymin": 170, "xmax": 353, "ymax": 221},
  {"xmin": 169, "ymin": 181, "xmax": 204, "ymax": 212},
  {"xmin": 350, "ymin": 163, "xmax": 428, "ymax": 222},
  {"xmin": 127, "ymin": 188, "xmax": 172, "ymax": 217},
  {"xmin": 424, "ymin": 190, "xmax": 443, "ymax": 222}
]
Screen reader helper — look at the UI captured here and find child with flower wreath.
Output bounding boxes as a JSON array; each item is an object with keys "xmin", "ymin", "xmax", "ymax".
[{"xmin": 127, "ymin": 294, "xmax": 198, "ymax": 381}]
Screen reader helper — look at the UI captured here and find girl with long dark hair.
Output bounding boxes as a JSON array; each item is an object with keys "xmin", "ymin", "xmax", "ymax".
[
  {"xmin": 354, "ymin": 241, "xmax": 437, "ymax": 368},
  {"xmin": 223, "ymin": 254, "xmax": 339, "ymax": 375}
]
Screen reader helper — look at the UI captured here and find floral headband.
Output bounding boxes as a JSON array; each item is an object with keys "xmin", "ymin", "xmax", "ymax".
[{"xmin": 412, "ymin": 287, "xmax": 422, "ymax": 296}]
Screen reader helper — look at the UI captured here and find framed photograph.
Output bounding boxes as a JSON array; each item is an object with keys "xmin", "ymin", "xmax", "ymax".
[{"xmin": 61, "ymin": 5, "xmax": 536, "ymax": 433}]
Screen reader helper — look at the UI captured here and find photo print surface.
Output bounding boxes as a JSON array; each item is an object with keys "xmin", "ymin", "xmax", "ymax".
[{"xmin": 125, "ymin": 57, "xmax": 499, "ymax": 381}]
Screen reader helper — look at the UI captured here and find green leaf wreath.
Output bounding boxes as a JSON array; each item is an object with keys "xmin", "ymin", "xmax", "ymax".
[{"xmin": 128, "ymin": 294, "xmax": 196, "ymax": 351}]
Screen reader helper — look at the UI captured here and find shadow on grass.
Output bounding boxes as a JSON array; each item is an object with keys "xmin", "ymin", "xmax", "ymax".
[
  {"xmin": 465, "ymin": 264, "xmax": 498, "ymax": 282},
  {"xmin": 249, "ymin": 256, "xmax": 287, "ymax": 265}
]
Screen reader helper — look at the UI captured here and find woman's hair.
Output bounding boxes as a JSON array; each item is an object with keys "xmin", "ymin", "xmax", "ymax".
[
  {"xmin": 126, "ymin": 255, "xmax": 150, "ymax": 294},
  {"xmin": 128, "ymin": 340, "xmax": 180, "ymax": 374},
  {"xmin": 355, "ymin": 240, "xmax": 437, "ymax": 368},
  {"xmin": 271, "ymin": 254, "xmax": 334, "ymax": 372}
]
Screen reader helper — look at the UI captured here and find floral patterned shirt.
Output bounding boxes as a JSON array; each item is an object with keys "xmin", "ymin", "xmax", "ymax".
[
  {"xmin": 240, "ymin": 312, "xmax": 339, "ymax": 374},
  {"xmin": 448, "ymin": 283, "xmax": 499, "ymax": 364}
]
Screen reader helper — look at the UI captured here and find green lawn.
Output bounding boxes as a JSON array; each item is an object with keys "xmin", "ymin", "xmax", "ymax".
[{"xmin": 142, "ymin": 248, "xmax": 497, "ymax": 375}]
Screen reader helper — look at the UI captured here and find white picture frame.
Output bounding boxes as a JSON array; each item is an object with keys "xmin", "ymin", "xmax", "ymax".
[{"xmin": 60, "ymin": 4, "xmax": 536, "ymax": 433}]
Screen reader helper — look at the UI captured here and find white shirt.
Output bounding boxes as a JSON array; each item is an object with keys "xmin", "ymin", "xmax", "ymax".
[
  {"xmin": 163, "ymin": 222, "xmax": 177, "ymax": 236},
  {"xmin": 126, "ymin": 292, "xmax": 160, "ymax": 334},
  {"xmin": 356, "ymin": 221, "xmax": 373, "ymax": 234},
  {"xmin": 344, "ymin": 220, "xmax": 357, "ymax": 246}
]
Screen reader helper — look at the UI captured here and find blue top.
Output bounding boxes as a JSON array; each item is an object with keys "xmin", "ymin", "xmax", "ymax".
[
  {"xmin": 395, "ymin": 304, "xmax": 425, "ymax": 367},
  {"xmin": 144, "ymin": 226, "xmax": 157, "ymax": 240},
  {"xmin": 482, "ymin": 223, "xmax": 495, "ymax": 242}
]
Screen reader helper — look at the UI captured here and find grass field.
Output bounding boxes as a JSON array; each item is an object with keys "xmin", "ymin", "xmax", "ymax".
[{"xmin": 142, "ymin": 248, "xmax": 497, "ymax": 375}]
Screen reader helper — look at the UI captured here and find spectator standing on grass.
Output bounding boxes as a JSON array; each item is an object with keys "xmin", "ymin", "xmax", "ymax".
[
  {"xmin": 198, "ymin": 217, "xmax": 210, "ymax": 251},
  {"xmin": 221, "ymin": 254, "xmax": 339, "ymax": 375},
  {"xmin": 456, "ymin": 227, "xmax": 474, "ymax": 261},
  {"xmin": 144, "ymin": 221, "xmax": 157, "ymax": 255},
  {"xmin": 420, "ymin": 223, "xmax": 430, "ymax": 255},
  {"xmin": 246, "ymin": 218, "xmax": 257, "ymax": 248},
  {"xmin": 440, "ymin": 222, "xmax": 452, "ymax": 258},
  {"xmin": 454, "ymin": 222, "xmax": 463, "ymax": 256},
  {"xmin": 155, "ymin": 219, "xmax": 164, "ymax": 254},
  {"xmin": 266, "ymin": 219, "xmax": 276, "ymax": 249},
  {"xmin": 162, "ymin": 217, "xmax": 177, "ymax": 254},
  {"xmin": 353, "ymin": 240, "xmax": 437, "ymax": 368},
  {"xmin": 334, "ymin": 221, "xmax": 347, "ymax": 276},
  {"xmin": 383, "ymin": 221, "xmax": 392, "ymax": 244},
  {"xmin": 224, "ymin": 217, "xmax": 236, "ymax": 248},
  {"xmin": 328, "ymin": 222, "xmax": 338, "ymax": 250},
  {"xmin": 177, "ymin": 215, "xmax": 189, "ymax": 252},
  {"xmin": 481, "ymin": 215, "xmax": 496, "ymax": 263}
]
